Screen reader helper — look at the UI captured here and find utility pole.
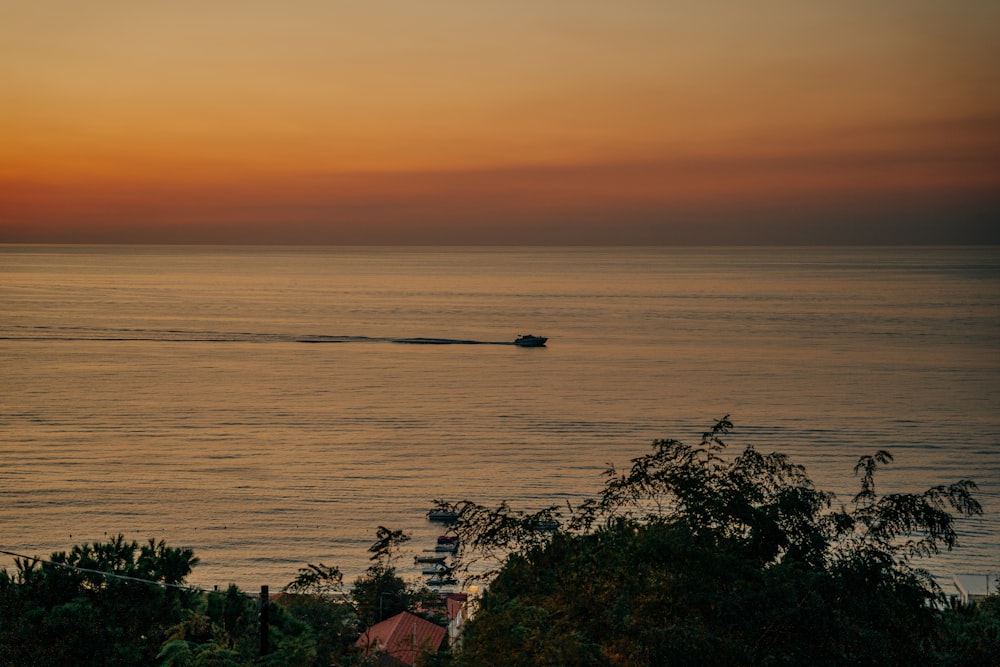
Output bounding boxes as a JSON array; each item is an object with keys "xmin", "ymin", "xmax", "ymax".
[
  {"xmin": 380, "ymin": 591, "xmax": 393, "ymax": 622},
  {"xmin": 260, "ymin": 585, "xmax": 270, "ymax": 656}
]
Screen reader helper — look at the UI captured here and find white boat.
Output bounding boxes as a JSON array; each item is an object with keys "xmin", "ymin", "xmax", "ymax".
[
  {"xmin": 421, "ymin": 565, "xmax": 453, "ymax": 575},
  {"xmin": 514, "ymin": 334, "xmax": 547, "ymax": 347}
]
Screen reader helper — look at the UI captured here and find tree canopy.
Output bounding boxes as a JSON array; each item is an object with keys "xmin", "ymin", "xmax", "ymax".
[
  {"xmin": 444, "ymin": 417, "xmax": 989, "ymax": 666},
  {"xmin": 0, "ymin": 536, "xmax": 200, "ymax": 666}
]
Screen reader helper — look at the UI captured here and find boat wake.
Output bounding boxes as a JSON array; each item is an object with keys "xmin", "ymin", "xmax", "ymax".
[
  {"xmin": 2, "ymin": 326, "xmax": 531, "ymax": 346},
  {"xmin": 299, "ymin": 336, "xmax": 492, "ymax": 345}
]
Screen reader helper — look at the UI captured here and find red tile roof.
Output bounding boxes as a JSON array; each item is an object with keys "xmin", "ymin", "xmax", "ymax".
[{"xmin": 356, "ymin": 611, "xmax": 447, "ymax": 667}]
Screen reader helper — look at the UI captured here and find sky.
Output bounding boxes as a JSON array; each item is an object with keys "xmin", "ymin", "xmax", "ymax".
[{"xmin": 2, "ymin": 1, "xmax": 998, "ymax": 244}]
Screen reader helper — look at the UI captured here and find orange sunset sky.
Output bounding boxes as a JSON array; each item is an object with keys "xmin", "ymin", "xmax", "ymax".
[{"xmin": 2, "ymin": 1, "xmax": 999, "ymax": 244}]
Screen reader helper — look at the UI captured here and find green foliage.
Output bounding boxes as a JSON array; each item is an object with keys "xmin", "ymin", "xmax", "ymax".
[
  {"xmin": 0, "ymin": 536, "xmax": 342, "ymax": 666},
  {"xmin": 0, "ymin": 535, "xmax": 199, "ymax": 666},
  {"xmin": 159, "ymin": 585, "xmax": 259, "ymax": 664},
  {"xmin": 346, "ymin": 526, "xmax": 416, "ymax": 627},
  {"xmin": 285, "ymin": 563, "xmax": 344, "ymax": 597},
  {"xmin": 274, "ymin": 593, "xmax": 359, "ymax": 666},
  {"xmin": 933, "ymin": 595, "xmax": 1000, "ymax": 665},
  {"xmin": 283, "ymin": 528, "xmax": 450, "ymax": 662},
  {"xmin": 350, "ymin": 563, "xmax": 411, "ymax": 626},
  {"xmin": 368, "ymin": 526, "xmax": 411, "ymax": 565},
  {"xmin": 157, "ymin": 639, "xmax": 244, "ymax": 667},
  {"xmin": 845, "ymin": 450, "xmax": 982, "ymax": 560},
  {"xmin": 158, "ymin": 584, "xmax": 322, "ymax": 666},
  {"xmin": 434, "ymin": 501, "xmax": 564, "ymax": 582},
  {"xmin": 447, "ymin": 417, "xmax": 985, "ymax": 666},
  {"xmin": 280, "ymin": 564, "xmax": 361, "ymax": 665}
]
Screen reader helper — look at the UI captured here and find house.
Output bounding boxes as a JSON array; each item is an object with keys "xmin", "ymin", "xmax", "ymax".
[
  {"xmin": 356, "ymin": 611, "xmax": 447, "ymax": 667},
  {"xmin": 444, "ymin": 592, "xmax": 468, "ymax": 645},
  {"xmin": 953, "ymin": 574, "xmax": 999, "ymax": 606}
]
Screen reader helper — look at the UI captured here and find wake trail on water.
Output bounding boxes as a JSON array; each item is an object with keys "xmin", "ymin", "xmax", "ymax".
[
  {"xmin": 299, "ymin": 336, "xmax": 497, "ymax": 345},
  {"xmin": 1, "ymin": 326, "xmax": 519, "ymax": 346}
]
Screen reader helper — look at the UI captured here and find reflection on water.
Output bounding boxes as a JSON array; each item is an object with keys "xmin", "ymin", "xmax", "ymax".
[{"xmin": 1, "ymin": 246, "xmax": 997, "ymax": 589}]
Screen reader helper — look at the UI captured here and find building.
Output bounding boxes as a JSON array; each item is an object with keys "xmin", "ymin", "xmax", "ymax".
[
  {"xmin": 356, "ymin": 611, "xmax": 447, "ymax": 667},
  {"xmin": 445, "ymin": 585, "xmax": 487, "ymax": 647},
  {"xmin": 952, "ymin": 574, "xmax": 999, "ymax": 606}
]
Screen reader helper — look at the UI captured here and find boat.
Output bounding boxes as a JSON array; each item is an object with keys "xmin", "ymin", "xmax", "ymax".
[
  {"xmin": 427, "ymin": 508, "xmax": 459, "ymax": 522},
  {"xmin": 437, "ymin": 535, "xmax": 459, "ymax": 545},
  {"xmin": 427, "ymin": 575, "xmax": 458, "ymax": 586},
  {"xmin": 414, "ymin": 554, "xmax": 448, "ymax": 564},
  {"xmin": 514, "ymin": 334, "xmax": 547, "ymax": 347},
  {"xmin": 421, "ymin": 565, "xmax": 453, "ymax": 575}
]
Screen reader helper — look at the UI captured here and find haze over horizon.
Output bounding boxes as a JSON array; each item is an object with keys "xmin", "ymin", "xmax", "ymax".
[{"xmin": 2, "ymin": 1, "xmax": 999, "ymax": 245}]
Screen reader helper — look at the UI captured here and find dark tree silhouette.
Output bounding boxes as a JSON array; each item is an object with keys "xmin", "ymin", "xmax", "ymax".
[
  {"xmin": 0, "ymin": 535, "xmax": 199, "ymax": 666},
  {"xmin": 446, "ymin": 417, "xmax": 985, "ymax": 666}
]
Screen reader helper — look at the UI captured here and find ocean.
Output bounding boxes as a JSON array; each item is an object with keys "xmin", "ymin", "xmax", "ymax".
[{"xmin": 1, "ymin": 245, "xmax": 998, "ymax": 591}]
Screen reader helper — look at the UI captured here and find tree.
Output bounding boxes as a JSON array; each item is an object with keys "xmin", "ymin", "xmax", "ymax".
[
  {"xmin": 157, "ymin": 583, "xmax": 318, "ymax": 667},
  {"xmin": 0, "ymin": 535, "xmax": 324, "ymax": 667},
  {"xmin": 157, "ymin": 585, "xmax": 258, "ymax": 667},
  {"xmin": 934, "ymin": 594, "xmax": 1000, "ymax": 665},
  {"xmin": 447, "ymin": 417, "xmax": 984, "ymax": 666},
  {"xmin": 350, "ymin": 526, "xmax": 413, "ymax": 625},
  {"xmin": 0, "ymin": 535, "xmax": 199, "ymax": 666},
  {"xmin": 287, "ymin": 527, "xmax": 456, "ymax": 663},
  {"xmin": 280, "ymin": 563, "xmax": 361, "ymax": 665}
]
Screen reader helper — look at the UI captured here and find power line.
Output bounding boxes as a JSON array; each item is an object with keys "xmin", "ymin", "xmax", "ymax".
[
  {"xmin": 3, "ymin": 547, "xmax": 279, "ymax": 657},
  {"xmin": 0, "ymin": 547, "xmax": 218, "ymax": 595}
]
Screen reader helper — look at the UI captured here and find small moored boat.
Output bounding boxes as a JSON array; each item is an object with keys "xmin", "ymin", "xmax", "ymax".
[
  {"xmin": 427, "ymin": 508, "xmax": 459, "ymax": 522},
  {"xmin": 433, "ymin": 535, "xmax": 460, "ymax": 552},
  {"xmin": 415, "ymin": 554, "xmax": 448, "ymax": 564}
]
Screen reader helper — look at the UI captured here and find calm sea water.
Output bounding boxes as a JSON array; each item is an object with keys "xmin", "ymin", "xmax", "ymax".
[{"xmin": 1, "ymin": 245, "xmax": 998, "ymax": 590}]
